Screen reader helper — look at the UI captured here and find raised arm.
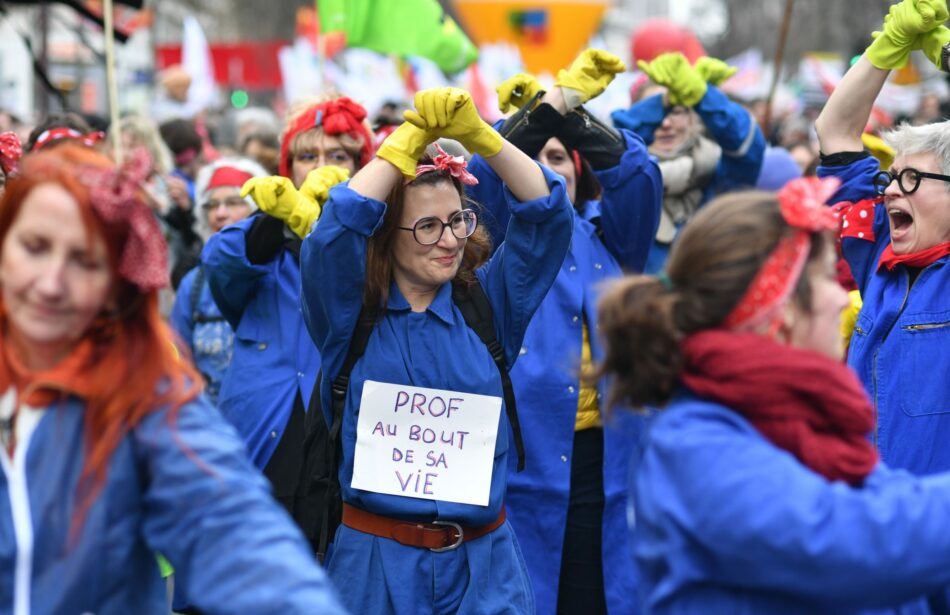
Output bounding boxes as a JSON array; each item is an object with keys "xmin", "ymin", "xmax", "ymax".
[
  {"xmin": 817, "ymin": 0, "xmax": 949, "ymax": 154},
  {"xmin": 405, "ymin": 87, "xmax": 550, "ymax": 202},
  {"xmin": 814, "ymin": 58, "xmax": 890, "ymax": 155}
]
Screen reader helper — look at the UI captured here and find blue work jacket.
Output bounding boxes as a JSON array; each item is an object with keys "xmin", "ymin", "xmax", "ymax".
[
  {"xmin": 611, "ymin": 85, "xmax": 765, "ymax": 273},
  {"xmin": 202, "ymin": 217, "xmax": 319, "ymax": 469},
  {"xmin": 819, "ymin": 155, "xmax": 950, "ymax": 475},
  {"xmin": 633, "ymin": 392, "xmax": 950, "ymax": 614},
  {"xmin": 169, "ymin": 266, "xmax": 233, "ymax": 405},
  {"xmin": 468, "ymin": 130, "xmax": 661, "ymax": 615},
  {"xmin": 0, "ymin": 391, "xmax": 344, "ymax": 614},
  {"xmin": 300, "ymin": 166, "xmax": 572, "ymax": 614}
]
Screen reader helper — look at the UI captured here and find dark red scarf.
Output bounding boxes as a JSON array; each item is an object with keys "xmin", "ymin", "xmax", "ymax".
[
  {"xmin": 679, "ymin": 330, "xmax": 877, "ymax": 486},
  {"xmin": 878, "ymin": 241, "xmax": 950, "ymax": 271}
]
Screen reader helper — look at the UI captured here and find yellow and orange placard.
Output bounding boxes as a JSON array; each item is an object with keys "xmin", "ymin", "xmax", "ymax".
[{"xmin": 455, "ymin": 0, "xmax": 609, "ymax": 75}]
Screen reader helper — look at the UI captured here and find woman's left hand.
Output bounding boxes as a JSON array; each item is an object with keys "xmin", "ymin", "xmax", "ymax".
[{"xmin": 404, "ymin": 88, "xmax": 504, "ymax": 158}]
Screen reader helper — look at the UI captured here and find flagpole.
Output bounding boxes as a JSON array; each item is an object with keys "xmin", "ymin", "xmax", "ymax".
[
  {"xmin": 764, "ymin": 0, "xmax": 795, "ymax": 139},
  {"xmin": 103, "ymin": 0, "xmax": 122, "ymax": 164},
  {"xmin": 316, "ymin": 0, "xmax": 327, "ymax": 91}
]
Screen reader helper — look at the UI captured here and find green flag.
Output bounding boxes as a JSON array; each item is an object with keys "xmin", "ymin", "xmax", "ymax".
[{"xmin": 318, "ymin": 0, "xmax": 478, "ymax": 74}]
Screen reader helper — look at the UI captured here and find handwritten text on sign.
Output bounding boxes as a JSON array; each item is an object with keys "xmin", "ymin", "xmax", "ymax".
[{"xmin": 350, "ymin": 380, "xmax": 502, "ymax": 506}]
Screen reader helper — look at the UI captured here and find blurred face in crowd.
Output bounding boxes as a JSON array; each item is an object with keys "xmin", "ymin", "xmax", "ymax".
[
  {"xmin": 291, "ymin": 132, "xmax": 356, "ymax": 187},
  {"xmin": 538, "ymin": 137, "xmax": 577, "ymax": 205},
  {"xmin": 243, "ymin": 137, "xmax": 280, "ymax": 175},
  {"xmin": 783, "ymin": 242, "xmax": 850, "ymax": 361},
  {"xmin": 203, "ymin": 186, "xmax": 253, "ymax": 234},
  {"xmin": 640, "ymin": 84, "xmax": 695, "ymax": 155},
  {"xmin": 391, "ymin": 180, "xmax": 468, "ymax": 298},
  {"xmin": 1, "ymin": 183, "xmax": 114, "ymax": 370},
  {"xmin": 882, "ymin": 151, "xmax": 950, "ymax": 254}
]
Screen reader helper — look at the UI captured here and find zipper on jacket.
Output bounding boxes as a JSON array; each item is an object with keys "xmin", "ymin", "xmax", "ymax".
[
  {"xmin": 871, "ymin": 267, "xmax": 914, "ymax": 448},
  {"xmin": 0, "ymin": 415, "xmax": 37, "ymax": 615},
  {"xmin": 577, "ymin": 110, "xmax": 622, "ymax": 144},
  {"xmin": 902, "ymin": 321, "xmax": 950, "ymax": 331}
]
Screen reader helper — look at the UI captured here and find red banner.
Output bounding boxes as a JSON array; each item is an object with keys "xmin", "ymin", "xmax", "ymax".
[{"xmin": 156, "ymin": 41, "xmax": 286, "ymax": 91}]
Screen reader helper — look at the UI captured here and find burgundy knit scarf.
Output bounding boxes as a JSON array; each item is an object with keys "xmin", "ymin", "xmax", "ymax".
[{"xmin": 679, "ymin": 330, "xmax": 878, "ymax": 486}]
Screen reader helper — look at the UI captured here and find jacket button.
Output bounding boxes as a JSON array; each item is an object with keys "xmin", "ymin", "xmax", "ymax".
[
  {"xmin": 572, "ymin": 315, "xmax": 579, "ymax": 323},
  {"xmin": 569, "ymin": 265, "xmax": 577, "ymax": 272},
  {"xmin": 568, "ymin": 386, "xmax": 575, "ymax": 394},
  {"xmin": 560, "ymin": 455, "xmax": 568, "ymax": 462},
  {"xmin": 519, "ymin": 346, "xmax": 527, "ymax": 356},
  {"xmin": 594, "ymin": 263, "xmax": 603, "ymax": 270},
  {"xmin": 258, "ymin": 342, "xmax": 267, "ymax": 350},
  {"xmin": 270, "ymin": 431, "xmax": 277, "ymax": 439}
]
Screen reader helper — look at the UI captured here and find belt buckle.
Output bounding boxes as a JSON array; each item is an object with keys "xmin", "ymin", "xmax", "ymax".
[{"xmin": 429, "ymin": 520, "xmax": 464, "ymax": 552}]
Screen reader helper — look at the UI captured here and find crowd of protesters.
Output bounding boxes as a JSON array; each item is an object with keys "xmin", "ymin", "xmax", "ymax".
[{"xmin": 2, "ymin": 0, "xmax": 950, "ymax": 613}]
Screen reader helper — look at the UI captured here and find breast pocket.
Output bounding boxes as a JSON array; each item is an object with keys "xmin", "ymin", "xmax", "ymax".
[{"xmin": 899, "ymin": 310, "xmax": 950, "ymax": 416}]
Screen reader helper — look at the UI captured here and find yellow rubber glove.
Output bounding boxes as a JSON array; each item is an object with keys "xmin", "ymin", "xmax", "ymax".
[
  {"xmin": 637, "ymin": 52, "xmax": 707, "ymax": 108},
  {"xmin": 241, "ymin": 174, "xmax": 325, "ymax": 239},
  {"xmin": 693, "ymin": 56, "xmax": 738, "ymax": 86},
  {"xmin": 840, "ymin": 289, "xmax": 863, "ymax": 352},
  {"xmin": 404, "ymin": 87, "xmax": 503, "ymax": 158},
  {"xmin": 376, "ymin": 121, "xmax": 433, "ymax": 180},
  {"xmin": 290, "ymin": 164, "xmax": 350, "ymax": 236},
  {"xmin": 920, "ymin": 25, "xmax": 950, "ymax": 69},
  {"xmin": 867, "ymin": 0, "xmax": 949, "ymax": 69},
  {"xmin": 496, "ymin": 73, "xmax": 543, "ymax": 114},
  {"xmin": 555, "ymin": 49, "xmax": 626, "ymax": 109}
]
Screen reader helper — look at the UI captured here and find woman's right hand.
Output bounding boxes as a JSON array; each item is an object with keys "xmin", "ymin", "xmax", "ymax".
[
  {"xmin": 375, "ymin": 122, "xmax": 433, "ymax": 180},
  {"xmin": 404, "ymin": 87, "xmax": 504, "ymax": 158}
]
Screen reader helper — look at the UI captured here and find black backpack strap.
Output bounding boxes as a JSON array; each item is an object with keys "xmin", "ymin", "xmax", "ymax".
[
  {"xmin": 315, "ymin": 305, "xmax": 377, "ymax": 558},
  {"xmin": 452, "ymin": 279, "xmax": 526, "ymax": 472}
]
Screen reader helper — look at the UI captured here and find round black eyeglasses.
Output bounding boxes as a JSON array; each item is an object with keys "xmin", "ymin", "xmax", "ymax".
[
  {"xmin": 397, "ymin": 209, "xmax": 478, "ymax": 246},
  {"xmin": 873, "ymin": 167, "xmax": 950, "ymax": 196}
]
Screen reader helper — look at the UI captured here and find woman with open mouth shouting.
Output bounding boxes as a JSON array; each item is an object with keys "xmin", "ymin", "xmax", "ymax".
[{"xmin": 814, "ymin": 0, "xmax": 950, "ymax": 478}]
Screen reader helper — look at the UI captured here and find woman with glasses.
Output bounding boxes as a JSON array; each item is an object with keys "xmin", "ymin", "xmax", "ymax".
[
  {"xmin": 611, "ymin": 52, "xmax": 765, "ymax": 273},
  {"xmin": 473, "ymin": 49, "xmax": 661, "ymax": 615},
  {"xmin": 201, "ymin": 96, "xmax": 372, "ymax": 528},
  {"xmin": 814, "ymin": 0, "xmax": 950, "ymax": 478},
  {"xmin": 300, "ymin": 86, "xmax": 572, "ymax": 614},
  {"xmin": 169, "ymin": 157, "xmax": 266, "ymax": 405}
]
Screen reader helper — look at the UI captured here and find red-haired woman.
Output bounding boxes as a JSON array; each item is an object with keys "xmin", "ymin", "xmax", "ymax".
[
  {"xmin": 596, "ymin": 177, "xmax": 950, "ymax": 613},
  {"xmin": 0, "ymin": 144, "xmax": 344, "ymax": 613}
]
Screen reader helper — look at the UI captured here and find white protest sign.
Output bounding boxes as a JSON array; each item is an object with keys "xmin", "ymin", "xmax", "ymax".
[{"xmin": 350, "ymin": 380, "xmax": 502, "ymax": 506}]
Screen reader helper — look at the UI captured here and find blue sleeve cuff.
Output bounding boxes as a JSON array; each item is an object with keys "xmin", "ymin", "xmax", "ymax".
[
  {"xmin": 324, "ymin": 182, "xmax": 387, "ymax": 236},
  {"xmin": 594, "ymin": 130, "xmax": 654, "ymax": 190},
  {"xmin": 611, "ymin": 94, "xmax": 665, "ymax": 145},
  {"xmin": 817, "ymin": 156, "xmax": 881, "ymax": 204},
  {"xmin": 505, "ymin": 164, "xmax": 571, "ymax": 224}
]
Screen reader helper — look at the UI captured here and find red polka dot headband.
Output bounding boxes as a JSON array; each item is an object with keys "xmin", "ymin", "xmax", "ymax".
[{"xmin": 721, "ymin": 176, "xmax": 840, "ymax": 333}]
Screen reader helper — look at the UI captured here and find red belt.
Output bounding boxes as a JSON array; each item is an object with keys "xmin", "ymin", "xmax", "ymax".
[{"xmin": 342, "ymin": 503, "xmax": 505, "ymax": 552}]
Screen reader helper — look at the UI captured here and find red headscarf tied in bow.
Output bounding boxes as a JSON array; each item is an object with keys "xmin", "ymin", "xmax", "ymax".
[
  {"xmin": 80, "ymin": 148, "xmax": 169, "ymax": 292},
  {"xmin": 279, "ymin": 97, "xmax": 375, "ymax": 178},
  {"xmin": 413, "ymin": 143, "xmax": 479, "ymax": 186},
  {"xmin": 721, "ymin": 176, "xmax": 840, "ymax": 333},
  {"xmin": 0, "ymin": 132, "xmax": 22, "ymax": 176}
]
